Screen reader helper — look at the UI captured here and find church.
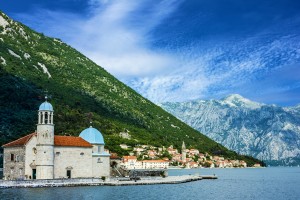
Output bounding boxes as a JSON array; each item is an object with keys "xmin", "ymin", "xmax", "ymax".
[{"xmin": 2, "ymin": 98, "xmax": 110, "ymax": 180}]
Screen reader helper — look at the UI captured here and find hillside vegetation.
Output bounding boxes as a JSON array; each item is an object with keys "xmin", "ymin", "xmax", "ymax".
[{"xmin": 0, "ymin": 11, "xmax": 262, "ymax": 167}]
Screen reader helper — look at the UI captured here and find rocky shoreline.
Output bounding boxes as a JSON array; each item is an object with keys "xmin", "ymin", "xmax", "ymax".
[{"xmin": 0, "ymin": 175, "xmax": 217, "ymax": 189}]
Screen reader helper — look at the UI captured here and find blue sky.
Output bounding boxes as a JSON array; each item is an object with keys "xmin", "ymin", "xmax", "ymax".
[{"xmin": 1, "ymin": 0, "xmax": 300, "ymax": 106}]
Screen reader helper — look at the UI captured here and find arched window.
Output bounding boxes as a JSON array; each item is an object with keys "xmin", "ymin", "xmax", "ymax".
[
  {"xmin": 40, "ymin": 113, "xmax": 43, "ymax": 124},
  {"xmin": 45, "ymin": 112, "xmax": 48, "ymax": 124}
]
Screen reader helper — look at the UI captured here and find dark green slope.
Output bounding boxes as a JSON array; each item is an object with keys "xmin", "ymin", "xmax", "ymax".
[{"xmin": 0, "ymin": 11, "xmax": 262, "ymax": 166}]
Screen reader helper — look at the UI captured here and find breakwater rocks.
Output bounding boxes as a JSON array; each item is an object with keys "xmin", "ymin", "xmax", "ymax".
[{"xmin": 0, "ymin": 175, "xmax": 217, "ymax": 188}]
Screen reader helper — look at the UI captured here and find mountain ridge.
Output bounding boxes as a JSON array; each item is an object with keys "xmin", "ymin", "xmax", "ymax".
[{"xmin": 161, "ymin": 94, "xmax": 300, "ymax": 166}]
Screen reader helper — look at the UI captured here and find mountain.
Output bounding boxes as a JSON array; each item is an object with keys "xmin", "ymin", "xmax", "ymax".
[
  {"xmin": 0, "ymin": 11, "xmax": 262, "ymax": 167},
  {"xmin": 161, "ymin": 94, "xmax": 300, "ymax": 166}
]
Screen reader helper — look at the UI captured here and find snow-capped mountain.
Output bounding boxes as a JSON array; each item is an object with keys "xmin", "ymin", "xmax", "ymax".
[{"xmin": 161, "ymin": 94, "xmax": 300, "ymax": 166}]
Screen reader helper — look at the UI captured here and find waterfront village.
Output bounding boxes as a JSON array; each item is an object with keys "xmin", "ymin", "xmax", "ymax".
[{"xmin": 115, "ymin": 138, "xmax": 261, "ymax": 170}]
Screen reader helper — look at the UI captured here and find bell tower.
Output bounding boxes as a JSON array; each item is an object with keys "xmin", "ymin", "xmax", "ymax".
[
  {"xmin": 36, "ymin": 96, "xmax": 54, "ymax": 179},
  {"xmin": 182, "ymin": 141, "xmax": 186, "ymax": 163}
]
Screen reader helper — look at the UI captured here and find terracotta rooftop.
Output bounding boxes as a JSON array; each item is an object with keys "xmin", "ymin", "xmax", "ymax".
[
  {"xmin": 2, "ymin": 132, "xmax": 36, "ymax": 147},
  {"xmin": 54, "ymin": 136, "xmax": 92, "ymax": 147},
  {"xmin": 143, "ymin": 160, "xmax": 169, "ymax": 163},
  {"xmin": 123, "ymin": 156, "xmax": 137, "ymax": 161},
  {"xmin": 110, "ymin": 153, "xmax": 120, "ymax": 159},
  {"xmin": 2, "ymin": 133, "xmax": 92, "ymax": 148}
]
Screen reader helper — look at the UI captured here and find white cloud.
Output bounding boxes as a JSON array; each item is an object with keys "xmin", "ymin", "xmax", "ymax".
[
  {"xmin": 12, "ymin": 1, "xmax": 300, "ymax": 105},
  {"xmin": 130, "ymin": 35, "xmax": 300, "ymax": 103},
  {"xmin": 54, "ymin": 0, "xmax": 181, "ymax": 78}
]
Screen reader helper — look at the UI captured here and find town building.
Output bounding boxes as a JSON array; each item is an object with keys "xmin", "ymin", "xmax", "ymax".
[
  {"xmin": 119, "ymin": 144, "xmax": 131, "ymax": 149},
  {"xmin": 2, "ymin": 98, "xmax": 110, "ymax": 180},
  {"xmin": 121, "ymin": 156, "xmax": 169, "ymax": 169},
  {"xmin": 253, "ymin": 163, "xmax": 262, "ymax": 167},
  {"xmin": 142, "ymin": 160, "xmax": 169, "ymax": 169},
  {"xmin": 119, "ymin": 131, "xmax": 131, "ymax": 139},
  {"xmin": 133, "ymin": 147, "xmax": 145, "ymax": 155},
  {"xmin": 122, "ymin": 156, "xmax": 142, "ymax": 169}
]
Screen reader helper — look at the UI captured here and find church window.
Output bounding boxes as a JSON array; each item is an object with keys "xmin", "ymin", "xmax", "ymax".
[
  {"xmin": 80, "ymin": 152, "xmax": 84, "ymax": 156},
  {"xmin": 98, "ymin": 146, "xmax": 101, "ymax": 153},
  {"xmin": 10, "ymin": 154, "xmax": 14, "ymax": 161},
  {"xmin": 56, "ymin": 152, "xmax": 61, "ymax": 156},
  {"xmin": 97, "ymin": 158, "xmax": 102, "ymax": 163}
]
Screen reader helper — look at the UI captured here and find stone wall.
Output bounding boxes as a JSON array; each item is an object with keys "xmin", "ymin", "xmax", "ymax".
[
  {"xmin": 92, "ymin": 155, "xmax": 110, "ymax": 178},
  {"xmin": 54, "ymin": 146, "xmax": 93, "ymax": 178},
  {"xmin": 3, "ymin": 147, "xmax": 25, "ymax": 180},
  {"xmin": 24, "ymin": 136, "xmax": 37, "ymax": 179}
]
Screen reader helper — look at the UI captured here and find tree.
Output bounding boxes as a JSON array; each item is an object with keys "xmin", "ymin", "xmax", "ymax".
[{"xmin": 193, "ymin": 155, "xmax": 199, "ymax": 162}]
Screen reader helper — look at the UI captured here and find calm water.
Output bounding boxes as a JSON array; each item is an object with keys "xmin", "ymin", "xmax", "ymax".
[{"xmin": 1, "ymin": 167, "xmax": 300, "ymax": 200}]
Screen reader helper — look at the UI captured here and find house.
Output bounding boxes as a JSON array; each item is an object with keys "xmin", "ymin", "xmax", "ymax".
[
  {"xmin": 119, "ymin": 132, "xmax": 131, "ymax": 139},
  {"xmin": 253, "ymin": 163, "xmax": 261, "ymax": 167},
  {"xmin": 167, "ymin": 147, "xmax": 178, "ymax": 155},
  {"xmin": 147, "ymin": 150, "xmax": 157, "ymax": 159},
  {"xmin": 188, "ymin": 161, "xmax": 198, "ymax": 168},
  {"xmin": 133, "ymin": 147, "xmax": 145, "ymax": 155},
  {"xmin": 240, "ymin": 161, "xmax": 247, "ymax": 168},
  {"xmin": 189, "ymin": 149, "xmax": 199, "ymax": 156},
  {"xmin": 119, "ymin": 144, "xmax": 130, "ymax": 149},
  {"xmin": 121, "ymin": 156, "xmax": 142, "ymax": 169}
]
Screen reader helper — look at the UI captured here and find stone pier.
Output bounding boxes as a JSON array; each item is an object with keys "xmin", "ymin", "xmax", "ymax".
[{"xmin": 0, "ymin": 175, "xmax": 217, "ymax": 188}]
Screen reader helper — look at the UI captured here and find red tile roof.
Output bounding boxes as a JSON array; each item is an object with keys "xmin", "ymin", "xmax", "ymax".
[
  {"xmin": 110, "ymin": 153, "xmax": 120, "ymax": 159},
  {"xmin": 2, "ymin": 133, "xmax": 92, "ymax": 148},
  {"xmin": 54, "ymin": 136, "xmax": 92, "ymax": 147},
  {"xmin": 143, "ymin": 160, "xmax": 169, "ymax": 163},
  {"xmin": 2, "ymin": 132, "xmax": 36, "ymax": 147},
  {"xmin": 123, "ymin": 156, "xmax": 137, "ymax": 162},
  {"xmin": 123, "ymin": 156, "xmax": 137, "ymax": 159}
]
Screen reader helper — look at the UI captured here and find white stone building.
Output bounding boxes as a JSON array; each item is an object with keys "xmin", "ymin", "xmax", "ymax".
[
  {"xmin": 2, "ymin": 99, "xmax": 110, "ymax": 180},
  {"xmin": 121, "ymin": 156, "xmax": 169, "ymax": 170},
  {"xmin": 142, "ymin": 160, "xmax": 169, "ymax": 169},
  {"xmin": 121, "ymin": 156, "xmax": 142, "ymax": 169}
]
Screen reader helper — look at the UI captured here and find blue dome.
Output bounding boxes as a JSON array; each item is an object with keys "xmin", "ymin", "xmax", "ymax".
[
  {"xmin": 39, "ymin": 101, "xmax": 53, "ymax": 111},
  {"xmin": 79, "ymin": 127, "xmax": 105, "ymax": 145}
]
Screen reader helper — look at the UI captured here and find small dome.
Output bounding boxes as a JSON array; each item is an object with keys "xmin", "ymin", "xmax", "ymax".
[
  {"xmin": 39, "ymin": 101, "xmax": 53, "ymax": 111},
  {"xmin": 79, "ymin": 127, "xmax": 105, "ymax": 145}
]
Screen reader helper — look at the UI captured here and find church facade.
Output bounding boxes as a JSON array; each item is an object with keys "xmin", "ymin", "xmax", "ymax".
[{"xmin": 2, "ymin": 99, "xmax": 110, "ymax": 180}]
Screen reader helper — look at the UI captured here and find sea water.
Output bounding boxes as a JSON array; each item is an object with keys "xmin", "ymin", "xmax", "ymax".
[{"xmin": 1, "ymin": 167, "xmax": 299, "ymax": 200}]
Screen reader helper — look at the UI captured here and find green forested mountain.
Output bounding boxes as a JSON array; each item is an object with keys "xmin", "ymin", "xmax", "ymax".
[{"xmin": 0, "ymin": 11, "xmax": 262, "ymax": 167}]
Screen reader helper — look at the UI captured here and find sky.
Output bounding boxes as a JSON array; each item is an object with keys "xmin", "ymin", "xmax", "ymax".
[{"xmin": 1, "ymin": 0, "xmax": 300, "ymax": 106}]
